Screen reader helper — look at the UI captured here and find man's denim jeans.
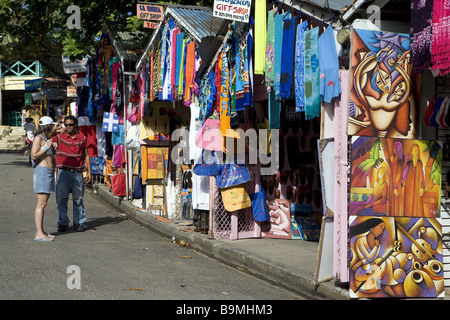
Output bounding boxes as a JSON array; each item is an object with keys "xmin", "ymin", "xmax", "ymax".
[{"xmin": 56, "ymin": 170, "xmax": 87, "ymax": 228}]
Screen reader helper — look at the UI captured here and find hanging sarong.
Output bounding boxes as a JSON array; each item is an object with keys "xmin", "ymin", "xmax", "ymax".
[
  {"xmin": 273, "ymin": 13, "xmax": 285, "ymax": 98},
  {"xmin": 319, "ymin": 25, "xmax": 342, "ymax": 103},
  {"xmin": 184, "ymin": 41, "xmax": 196, "ymax": 106},
  {"xmin": 159, "ymin": 25, "xmax": 167, "ymax": 100},
  {"xmin": 279, "ymin": 16, "xmax": 295, "ymax": 100},
  {"xmin": 431, "ymin": 0, "xmax": 450, "ymax": 76},
  {"xmin": 295, "ymin": 20, "xmax": 308, "ymax": 112},
  {"xmin": 304, "ymin": 27, "xmax": 321, "ymax": 120},
  {"xmin": 254, "ymin": 0, "xmax": 266, "ymax": 74},
  {"xmin": 268, "ymin": 90, "xmax": 280, "ymax": 129},
  {"xmin": 410, "ymin": 0, "xmax": 433, "ymax": 75},
  {"xmin": 265, "ymin": 9, "xmax": 275, "ymax": 87}
]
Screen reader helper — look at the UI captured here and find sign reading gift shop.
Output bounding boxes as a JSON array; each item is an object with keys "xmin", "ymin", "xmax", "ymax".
[
  {"xmin": 213, "ymin": 0, "xmax": 251, "ymax": 23},
  {"xmin": 136, "ymin": 3, "xmax": 164, "ymax": 21}
]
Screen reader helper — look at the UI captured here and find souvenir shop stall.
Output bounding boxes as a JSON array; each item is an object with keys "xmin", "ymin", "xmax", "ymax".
[
  {"xmin": 194, "ymin": 0, "xmax": 342, "ymax": 241},
  {"xmin": 315, "ymin": 1, "xmax": 450, "ymax": 299},
  {"xmin": 133, "ymin": 6, "xmax": 224, "ymax": 223},
  {"xmin": 61, "ymin": 23, "xmax": 149, "ymax": 196}
]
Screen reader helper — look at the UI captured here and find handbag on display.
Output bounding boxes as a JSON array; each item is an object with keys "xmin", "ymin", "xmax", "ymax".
[
  {"xmin": 194, "ymin": 117, "xmax": 223, "ymax": 151},
  {"xmin": 111, "ymin": 167, "xmax": 126, "ymax": 197},
  {"xmin": 249, "ymin": 177, "xmax": 270, "ymax": 222},
  {"xmin": 193, "ymin": 149, "xmax": 221, "ymax": 176},
  {"xmin": 132, "ymin": 177, "xmax": 143, "ymax": 199},
  {"xmin": 215, "ymin": 161, "xmax": 250, "ymax": 188},
  {"xmin": 220, "ymin": 184, "xmax": 252, "ymax": 212}
]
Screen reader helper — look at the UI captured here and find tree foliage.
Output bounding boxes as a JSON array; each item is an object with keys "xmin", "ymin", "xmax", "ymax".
[{"xmin": 0, "ymin": 0, "xmax": 213, "ymax": 74}]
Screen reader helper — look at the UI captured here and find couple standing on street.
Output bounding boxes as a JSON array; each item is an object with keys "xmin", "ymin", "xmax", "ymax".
[{"xmin": 31, "ymin": 115, "xmax": 92, "ymax": 242}]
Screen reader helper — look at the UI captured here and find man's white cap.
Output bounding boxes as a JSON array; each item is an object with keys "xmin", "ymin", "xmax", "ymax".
[{"xmin": 38, "ymin": 116, "xmax": 56, "ymax": 125}]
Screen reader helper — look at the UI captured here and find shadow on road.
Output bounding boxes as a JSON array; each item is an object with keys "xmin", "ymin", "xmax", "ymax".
[{"xmin": 52, "ymin": 215, "xmax": 126, "ymax": 236}]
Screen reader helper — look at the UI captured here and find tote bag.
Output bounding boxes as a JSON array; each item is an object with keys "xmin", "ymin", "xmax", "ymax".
[
  {"xmin": 193, "ymin": 149, "xmax": 221, "ymax": 176},
  {"xmin": 215, "ymin": 162, "xmax": 250, "ymax": 188},
  {"xmin": 220, "ymin": 184, "xmax": 251, "ymax": 212},
  {"xmin": 195, "ymin": 117, "xmax": 222, "ymax": 151},
  {"xmin": 111, "ymin": 168, "xmax": 126, "ymax": 197},
  {"xmin": 249, "ymin": 177, "xmax": 269, "ymax": 221}
]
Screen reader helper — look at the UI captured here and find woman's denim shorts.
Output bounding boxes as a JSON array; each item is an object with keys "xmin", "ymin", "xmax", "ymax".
[{"xmin": 33, "ymin": 166, "xmax": 55, "ymax": 194}]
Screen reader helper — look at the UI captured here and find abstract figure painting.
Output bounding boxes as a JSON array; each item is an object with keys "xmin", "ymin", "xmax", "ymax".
[
  {"xmin": 349, "ymin": 216, "xmax": 444, "ymax": 298},
  {"xmin": 349, "ymin": 136, "xmax": 442, "ymax": 218},
  {"xmin": 348, "ymin": 29, "xmax": 416, "ymax": 139}
]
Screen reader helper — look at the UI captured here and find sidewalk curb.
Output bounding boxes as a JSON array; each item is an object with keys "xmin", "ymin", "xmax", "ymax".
[{"xmin": 96, "ymin": 186, "xmax": 350, "ymax": 300}]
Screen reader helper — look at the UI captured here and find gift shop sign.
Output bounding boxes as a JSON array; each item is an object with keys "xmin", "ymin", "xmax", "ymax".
[
  {"xmin": 136, "ymin": 4, "xmax": 164, "ymax": 21},
  {"xmin": 213, "ymin": 0, "xmax": 251, "ymax": 23}
]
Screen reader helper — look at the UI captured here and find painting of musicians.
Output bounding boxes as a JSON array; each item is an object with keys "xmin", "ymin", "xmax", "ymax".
[{"xmin": 349, "ymin": 216, "xmax": 444, "ymax": 298}]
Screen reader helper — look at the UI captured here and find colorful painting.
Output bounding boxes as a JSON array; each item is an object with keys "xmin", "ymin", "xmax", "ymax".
[
  {"xmin": 349, "ymin": 216, "xmax": 444, "ymax": 298},
  {"xmin": 348, "ymin": 29, "xmax": 416, "ymax": 139},
  {"xmin": 349, "ymin": 136, "xmax": 442, "ymax": 217},
  {"xmin": 261, "ymin": 199, "xmax": 292, "ymax": 239}
]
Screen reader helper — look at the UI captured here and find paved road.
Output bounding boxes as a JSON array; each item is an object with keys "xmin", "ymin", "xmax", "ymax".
[{"xmin": 0, "ymin": 152, "xmax": 308, "ymax": 301}]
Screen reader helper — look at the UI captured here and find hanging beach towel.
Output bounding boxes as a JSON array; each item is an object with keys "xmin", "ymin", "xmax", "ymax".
[
  {"xmin": 265, "ymin": 9, "xmax": 275, "ymax": 87},
  {"xmin": 279, "ymin": 15, "xmax": 295, "ymax": 100},
  {"xmin": 295, "ymin": 20, "xmax": 308, "ymax": 112},
  {"xmin": 273, "ymin": 13, "xmax": 284, "ymax": 98},
  {"xmin": 221, "ymin": 184, "xmax": 252, "ymax": 212},
  {"xmin": 304, "ymin": 27, "xmax": 321, "ymax": 120},
  {"xmin": 254, "ymin": 0, "xmax": 266, "ymax": 75}
]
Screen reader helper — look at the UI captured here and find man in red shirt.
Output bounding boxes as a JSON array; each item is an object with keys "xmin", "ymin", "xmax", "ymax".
[{"xmin": 52, "ymin": 115, "xmax": 92, "ymax": 232}]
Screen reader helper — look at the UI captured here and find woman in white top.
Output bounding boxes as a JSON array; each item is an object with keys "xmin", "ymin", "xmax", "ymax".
[{"xmin": 30, "ymin": 116, "xmax": 57, "ymax": 242}]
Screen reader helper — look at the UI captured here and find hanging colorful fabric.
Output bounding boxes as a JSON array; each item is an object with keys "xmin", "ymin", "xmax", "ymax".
[
  {"xmin": 195, "ymin": 117, "xmax": 223, "ymax": 151},
  {"xmin": 219, "ymin": 45, "xmax": 232, "ymax": 137},
  {"xmin": 159, "ymin": 25, "xmax": 167, "ymax": 100},
  {"xmin": 410, "ymin": 0, "xmax": 433, "ymax": 75},
  {"xmin": 184, "ymin": 41, "xmax": 195, "ymax": 106},
  {"xmin": 273, "ymin": 13, "xmax": 285, "ymax": 98},
  {"xmin": 221, "ymin": 184, "xmax": 252, "ymax": 212},
  {"xmin": 268, "ymin": 91, "xmax": 280, "ymax": 129},
  {"xmin": 304, "ymin": 27, "xmax": 321, "ymax": 120},
  {"xmin": 279, "ymin": 15, "xmax": 295, "ymax": 100},
  {"xmin": 265, "ymin": 9, "xmax": 275, "ymax": 87},
  {"xmin": 318, "ymin": 25, "xmax": 342, "ymax": 103},
  {"xmin": 295, "ymin": 20, "xmax": 308, "ymax": 112},
  {"xmin": 254, "ymin": 0, "xmax": 266, "ymax": 75}
]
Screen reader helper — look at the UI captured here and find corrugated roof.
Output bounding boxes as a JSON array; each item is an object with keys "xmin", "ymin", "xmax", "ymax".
[
  {"xmin": 304, "ymin": 0, "xmax": 354, "ymax": 12},
  {"xmin": 168, "ymin": 7, "xmax": 223, "ymax": 42},
  {"xmin": 104, "ymin": 23, "xmax": 150, "ymax": 65},
  {"xmin": 136, "ymin": 6, "xmax": 225, "ymax": 71}
]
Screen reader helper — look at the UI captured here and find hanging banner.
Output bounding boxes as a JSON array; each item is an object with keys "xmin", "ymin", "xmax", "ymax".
[
  {"xmin": 136, "ymin": 4, "xmax": 164, "ymax": 21},
  {"xmin": 213, "ymin": 0, "xmax": 251, "ymax": 23}
]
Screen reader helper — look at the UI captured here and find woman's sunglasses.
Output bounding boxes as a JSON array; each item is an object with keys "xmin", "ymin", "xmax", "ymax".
[{"xmin": 64, "ymin": 123, "xmax": 75, "ymax": 127}]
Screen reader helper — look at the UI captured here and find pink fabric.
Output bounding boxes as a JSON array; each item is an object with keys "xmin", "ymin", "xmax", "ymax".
[
  {"xmin": 195, "ymin": 118, "xmax": 223, "ymax": 151},
  {"xmin": 431, "ymin": 0, "xmax": 450, "ymax": 75}
]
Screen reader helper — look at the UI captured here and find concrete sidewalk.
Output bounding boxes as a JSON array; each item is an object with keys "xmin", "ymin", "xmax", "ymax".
[{"xmin": 96, "ymin": 185, "xmax": 349, "ymax": 300}]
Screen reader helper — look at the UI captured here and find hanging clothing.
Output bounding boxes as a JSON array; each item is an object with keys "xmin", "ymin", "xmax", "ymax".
[
  {"xmin": 219, "ymin": 45, "xmax": 231, "ymax": 137},
  {"xmin": 431, "ymin": 0, "xmax": 450, "ymax": 76},
  {"xmin": 184, "ymin": 41, "xmax": 196, "ymax": 106},
  {"xmin": 159, "ymin": 25, "xmax": 168, "ymax": 100},
  {"xmin": 304, "ymin": 27, "xmax": 321, "ymax": 120},
  {"xmin": 279, "ymin": 15, "xmax": 296, "ymax": 100},
  {"xmin": 254, "ymin": 0, "xmax": 266, "ymax": 75},
  {"xmin": 319, "ymin": 25, "xmax": 342, "ymax": 103},
  {"xmin": 273, "ymin": 13, "xmax": 285, "ymax": 98},
  {"xmin": 295, "ymin": 20, "xmax": 308, "ymax": 112},
  {"xmin": 268, "ymin": 90, "xmax": 280, "ymax": 129},
  {"xmin": 265, "ymin": 9, "xmax": 275, "ymax": 87},
  {"xmin": 410, "ymin": 0, "xmax": 433, "ymax": 75}
]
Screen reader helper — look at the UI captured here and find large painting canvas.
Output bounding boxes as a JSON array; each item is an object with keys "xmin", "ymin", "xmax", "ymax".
[
  {"xmin": 349, "ymin": 136, "xmax": 442, "ymax": 218},
  {"xmin": 348, "ymin": 29, "xmax": 416, "ymax": 139},
  {"xmin": 349, "ymin": 216, "xmax": 444, "ymax": 298}
]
